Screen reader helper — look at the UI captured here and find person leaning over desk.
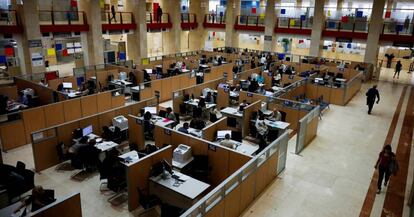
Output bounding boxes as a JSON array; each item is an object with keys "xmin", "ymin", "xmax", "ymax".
[{"xmin": 220, "ymin": 134, "xmax": 237, "ymax": 149}]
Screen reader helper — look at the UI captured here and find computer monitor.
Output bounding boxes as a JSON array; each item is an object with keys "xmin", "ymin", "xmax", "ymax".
[
  {"xmin": 62, "ymin": 82, "xmax": 72, "ymax": 89},
  {"xmin": 217, "ymin": 130, "xmax": 232, "ymax": 139},
  {"xmin": 227, "ymin": 117, "xmax": 237, "ymax": 127},
  {"xmin": 144, "ymin": 107, "xmax": 157, "ymax": 115},
  {"xmin": 82, "ymin": 125, "xmax": 93, "ymax": 137}
]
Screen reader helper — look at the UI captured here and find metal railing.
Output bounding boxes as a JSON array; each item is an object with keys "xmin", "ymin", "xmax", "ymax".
[
  {"xmin": 204, "ymin": 14, "xmax": 225, "ymax": 24},
  {"xmin": 38, "ymin": 10, "xmax": 87, "ymax": 25},
  {"xmin": 101, "ymin": 11, "xmax": 134, "ymax": 24},
  {"xmin": 383, "ymin": 21, "xmax": 414, "ymax": 36},
  {"xmin": 0, "ymin": 9, "xmax": 20, "ymax": 26},
  {"xmin": 277, "ymin": 17, "xmax": 312, "ymax": 29},
  {"xmin": 325, "ymin": 19, "xmax": 369, "ymax": 33},
  {"xmin": 236, "ymin": 15, "xmax": 265, "ymax": 26},
  {"xmin": 180, "ymin": 13, "xmax": 196, "ymax": 23},
  {"xmin": 146, "ymin": 13, "xmax": 170, "ymax": 24}
]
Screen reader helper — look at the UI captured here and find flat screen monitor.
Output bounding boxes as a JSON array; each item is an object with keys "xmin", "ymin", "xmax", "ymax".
[
  {"xmin": 217, "ymin": 130, "xmax": 232, "ymax": 139},
  {"xmin": 82, "ymin": 125, "xmax": 93, "ymax": 137},
  {"xmin": 231, "ymin": 131, "xmax": 242, "ymax": 142},
  {"xmin": 63, "ymin": 82, "xmax": 72, "ymax": 89},
  {"xmin": 144, "ymin": 107, "xmax": 157, "ymax": 115}
]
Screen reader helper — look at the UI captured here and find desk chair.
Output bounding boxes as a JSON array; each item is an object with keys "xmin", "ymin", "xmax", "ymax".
[
  {"xmin": 55, "ymin": 142, "xmax": 72, "ymax": 171},
  {"xmin": 174, "ymin": 113, "xmax": 180, "ymax": 128},
  {"xmin": 71, "ymin": 145, "xmax": 99, "ymax": 181},
  {"xmin": 280, "ymin": 111, "xmax": 287, "ymax": 122},
  {"xmin": 106, "ymin": 164, "xmax": 127, "ymax": 206},
  {"xmin": 189, "ymin": 155, "xmax": 210, "ymax": 183},
  {"xmin": 144, "ymin": 121, "xmax": 154, "ymax": 140},
  {"xmin": 209, "ymin": 113, "xmax": 218, "ymax": 123},
  {"xmin": 112, "ymin": 127, "xmax": 123, "ymax": 144},
  {"xmin": 137, "ymin": 188, "xmax": 161, "ymax": 216}
]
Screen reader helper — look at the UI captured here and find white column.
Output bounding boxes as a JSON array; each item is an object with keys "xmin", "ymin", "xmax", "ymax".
[
  {"xmin": 189, "ymin": 0, "xmax": 208, "ymax": 51},
  {"xmin": 160, "ymin": 0, "xmax": 181, "ymax": 54},
  {"xmin": 19, "ymin": 0, "xmax": 45, "ymax": 73},
  {"xmin": 79, "ymin": 0, "xmax": 104, "ymax": 66},
  {"xmin": 309, "ymin": 0, "xmax": 325, "ymax": 57},
  {"xmin": 126, "ymin": 0, "xmax": 147, "ymax": 63},
  {"xmin": 263, "ymin": 0, "xmax": 276, "ymax": 52},
  {"xmin": 225, "ymin": 0, "xmax": 240, "ymax": 47},
  {"xmin": 363, "ymin": 0, "xmax": 386, "ymax": 65}
]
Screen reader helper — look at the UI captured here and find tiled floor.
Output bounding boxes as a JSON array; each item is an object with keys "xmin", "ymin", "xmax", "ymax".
[{"xmin": 2, "ymin": 80, "xmax": 413, "ymax": 217}]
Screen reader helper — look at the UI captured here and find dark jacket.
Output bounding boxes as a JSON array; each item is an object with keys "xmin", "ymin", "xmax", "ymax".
[{"xmin": 366, "ymin": 88, "xmax": 380, "ymax": 104}]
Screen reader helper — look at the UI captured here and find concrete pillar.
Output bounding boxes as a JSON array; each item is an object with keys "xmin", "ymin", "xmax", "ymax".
[
  {"xmin": 18, "ymin": 0, "xmax": 45, "ymax": 74},
  {"xmin": 364, "ymin": 0, "xmax": 386, "ymax": 65},
  {"xmin": 309, "ymin": 0, "xmax": 325, "ymax": 57},
  {"xmin": 188, "ymin": 0, "xmax": 208, "ymax": 51},
  {"xmin": 296, "ymin": 0, "xmax": 303, "ymax": 7},
  {"xmin": 160, "ymin": 0, "xmax": 181, "ymax": 54},
  {"xmin": 263, "ymin": 0, "xmax": 276, "ymax": 52},
  {"xmin": 126, "ymin": 0, "xmax": 147, "ymax": 63},
  {"xmin": 79, "ymin": 0, "xmax": 104, "ymax": 66},
  {"xmin": 225, "ymin": 0, "xmax": 240, "ymax": 47}
]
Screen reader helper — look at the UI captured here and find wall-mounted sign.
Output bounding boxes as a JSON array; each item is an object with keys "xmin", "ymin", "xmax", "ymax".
[
  {"xmin": 28, "ymin": 40, "xmax": 42, "ymax": 48},
  {"xmin": 31, "ymin": 52, "xmax": 43, "ymax": 67},
  {"xmin": 336, "ymin": 37, "xmax": 352, "ymax": 43},
  {"xmin": 208, "ymin": 144, "xmax": 216, "ymax": 151},
  {"xmin": 264, "ymin": 35, "xmax": 272, "ymax": 41}
]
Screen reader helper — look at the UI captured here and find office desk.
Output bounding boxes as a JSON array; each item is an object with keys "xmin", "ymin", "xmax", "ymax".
[
  {"xmin": 172, "ymin": 157, "xmax": 194, "ymax": 171},
  {"xmin": 0, "ymin": 201, "xmax": 22, "ymax": 217},
  {"xmin": 272, "ymin": 86, "xmax": 284, "ymax": 92},
  {"xmin": 230, "ymin": 91, "xmax": 239, "ymax": 98},
  {"xmin": 72, "ymin": 133, "xmax": 99, "ymax": 143},
  {"xmin": 139, "ymin": 115, "xmax": 175, "ymax": 128},
  {"xmin": 184, "ymin": 99, "xmax": 216, "ymax": 109},
  {"xmin": 216, "ymin": 139, "xmax": 258, "ymax": 156},
  {"xmin": 188, "ymin": 128, "xmax": 202, "ymax": 138},
  {"xmin": 119, "ymin": 150, "xmax": 139, "ymax": 166},
  {"xmin": 95, "ymin": 141, "xmax": 119, "ymax": 152},
  {"xmin": 7, "ymin": 101, "xmax": 28, "ymax": 112},
  {"xmin": 264, "ymin": 120, "xmax": 290, "ymax": 130},
  {"xmin": 110, "ymin": 79, "xmax": 133, "ymax": 87},
  {"xmin": 149, "ymin": 171, "xmax": 210, "ymax": 209},
  {"xmin": 221, "ymin": 107, "xmax": 243, "ymax": 118}
]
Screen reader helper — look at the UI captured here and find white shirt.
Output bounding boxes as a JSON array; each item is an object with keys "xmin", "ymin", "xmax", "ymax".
[
  {"xmin": 255, "ymin": 119, "xmax": 268, "ymax": 136},
  {"xmin": 260, "ymin": 56, "xmax": 266, "ymax": 64}
]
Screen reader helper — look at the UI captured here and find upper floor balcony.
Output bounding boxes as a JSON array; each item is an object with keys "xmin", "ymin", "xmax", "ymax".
[
  {"xmin": 0, "ymin": 10, "xmax": 23, "ymax": 33},
  {"xmin": 101, "ymin": 11, "xmax": 136, "ymax": 31},
  {"xmin": 323, "ymin": 19, "xmax": 369, "ymax": 39},
  {"xmin": 38, "ymin": 10, "xmax": 89, "ymax": 33},
  {"xmin": 234, "ymin": 15, "xmax": 265, "ymax": 32},
  {"xmin": 181, "ymin": 13, "xmax": 198, "ymax": 30},
  {"xmin": 274, "ymin": 17, "xmax": 312, "ymax": 35},
  {"xmin": 203, "ymin": 14, "xmax": 225, "ymax": 29},
  {"xmin": 146, "ymin": 13, "xmax": 172, "ymax": 30}
]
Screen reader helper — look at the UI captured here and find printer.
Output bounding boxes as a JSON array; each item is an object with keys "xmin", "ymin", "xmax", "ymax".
[
  {"xmin": 112, "ymin": 115, "xmax": 128, "ymax": 131},
  {"xmin": 173, "ymin": 144, "xmax": 192, "ymax": 163}
]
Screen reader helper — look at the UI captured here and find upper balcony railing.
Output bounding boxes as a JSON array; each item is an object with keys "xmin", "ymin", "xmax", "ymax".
[
  {"xmin": 234, "ymin": 15, "xmax": 265, "ymax": 31},
  {"xmin": 180, "ymin": 13, "xmax": 197, "ymax": 29},
  {"xmin": 277, "ymin": 17, "xmax": 312, "ymax": 29},
  {"xmin": 0, "ymin": 9, "xmax": 20, "ymax": 26},
  {"xmin": 203, "ymin": 14, "xmax": 225, "ymax": 28},
  {"xmin": 325, "ymin": 19, "xmax": 369, "ymax": 33},
  {"xmin": 38, "ymin": 10, "xmax": 87, "ymax": 25},
  {"xmin": 101, "ymin": 11, "xmax": 134, "ymax": 24},
  {"xmin": 146, "ymin": 13, "xmax": 172, "ymax": 29},
  {"xmin": 0, "ymin": 9, "xmax": 22, "ymax": 33},
  {"xmin": 382, "ymin": 21, "xmax": 414, "ymax": 36}
]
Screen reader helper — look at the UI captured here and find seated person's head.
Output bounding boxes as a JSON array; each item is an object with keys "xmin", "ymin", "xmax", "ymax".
[
  {"xmin": 166, "ymin": 107, "xmax": 172, "ymax": 113},
  {"xmin": 79, "ymin": 136, "xmax": 88, "ymax": 144},
  {"xmin": 242, "ymin": 100, "xmax": 247, "ymax": 105},
  {"xmin": 183, "ymin": 122, "xmax": 189, "ymax": 129},
  {"xmin": 88, "ymin": 139, "xmax": 96, "ymax": 146},
  {"xmin": 225, "ymin": 133, "xmax": 230, "ymax": 140},
  {"xmin": 144, "ymin": 111, "xmax": 152, "ymax": 120}
]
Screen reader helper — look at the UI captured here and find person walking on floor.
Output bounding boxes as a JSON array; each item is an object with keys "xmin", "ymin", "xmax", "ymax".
[
  {"xmin": 393, "ymin": 60, "xmax": 402, "ymax": 79},
  {"xmin": 375, "ymin": 145, "xmax": 398, "ymax": 194},
  {"xmin": 366, "ymin": 85, "xmax": 380, "ymax": 115},
  {"xmin": 157, "ymin": 6, "xmax": 163, "ymax": 23},
  {"xmin": 109, "ymin": 5, "xmax": 117, "ymax": 23}
]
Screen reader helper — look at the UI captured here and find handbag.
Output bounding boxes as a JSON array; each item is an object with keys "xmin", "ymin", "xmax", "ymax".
[{"xmin": 388, "ymin": 158, "xmax": 399, "ymax": 175}]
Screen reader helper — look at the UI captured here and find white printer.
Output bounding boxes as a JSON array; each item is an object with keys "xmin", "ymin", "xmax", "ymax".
[
  {"xmin": 112, "ymin": 115, "xmax": 128, "ymax": 131},
  {"xmin": 173, "ymin": 144, "xmax": 192, "ymax": 163}
]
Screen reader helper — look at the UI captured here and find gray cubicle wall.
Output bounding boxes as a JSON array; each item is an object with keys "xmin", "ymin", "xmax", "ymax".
[
  {"xmin": 180, "ymin": 131, "xmax": 289, "ymax": 217},
  {"xmin": 296, "ymin": 105, "xmax": 320, "ymax": 154}
]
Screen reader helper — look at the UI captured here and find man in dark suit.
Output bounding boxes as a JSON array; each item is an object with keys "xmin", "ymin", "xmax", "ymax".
[{"xmin": 366, "ymin": 85, "xmax": 380, "ymax": 114}]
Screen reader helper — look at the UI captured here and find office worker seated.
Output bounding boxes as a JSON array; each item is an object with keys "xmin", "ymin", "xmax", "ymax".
[
  {"xmin": 101, "ymin": 126, "xmax": 113, "ymax": 141},
  {"xmin": 129, "ymin": 71, "xmax": 137, "ymax": 86},
  {"xmin": 18, "ymin": 91, "xmax": 29, "ymax": 106},
  {"xmin": 248, "ymin": 79, "xmax": 259, "ymax": 92},
  {"xmin": 257, "ymin": 86, "xmax": 266, "ymax": 95},
  {"xmin": 38, "ymin": 79, "xmax": 48, "ymax": 87},
  {"xmin": 205, "ymin": 92, "xmax": 214, "ymax": 103},
  {"xmin": 14, "ymin": 185, "xmax": 55, "ymax": 213},
  {"xmin": 269, "ymin": 109, "xmax": 282, "ymax": 121},
  {"xmin": 69, "ymin": 136, "xmax": 89, "ymax": 154},
  {"xmin": 255, "ymin": 115, "xmax": 268, "ymax": 139},
  {"xmin": 220, "ymin": 134, "xmax": 236, "ymax": 149},
  {"xmin": 57, "ymin": 83, "xmax": 64, "ymax": 92},
  {"xmin": 285, "ymin": 66, "xmax": 293, "ymax": 75},
  {"xmin": 165, "ymin": 107, "xmax": 177, "ymax": 123},
  {"xmin": 256, "ymin": 72, "xmax": 265, "ymax": 84},
  {"xmin": 239, "ymin": 100, "xmax": 249, "ymax": 112},
  {"xmin": 178, "ymin": 122, "xmax": 189, "ymax": 134},
  {"xmin": 190, "ymin": 117, "xmax": 206, "ymax": 130}
]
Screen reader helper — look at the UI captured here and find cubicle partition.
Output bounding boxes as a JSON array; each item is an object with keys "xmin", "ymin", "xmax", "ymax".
[
  {"xmin": 171, "ymin": 78, "xmax": 226, "ymax": 114},
  {"xmin": 14, "ymin": 77, "xmax": 55, "ymax": 105},
  {"xmin": 0, "ymin": 85, "xmax": 18, "ymax": 100},
  {"xmin": 29, "ymin": 97, "xmax": 157, "ymax": 172},
  {"xmin": 202, "ymin": 117, "xmax": 228, "ymax": 141},
  {"xmin": 152, "ymin": 124, "xmax": 252, "ymax": 186},
  {"xmin": 180, "ymin": 131, "xmax": 289, "ymax": 217},
  {"xmin": 242, "ymin": 100, "xmax": 262, "ymax": 138},
  {"xmin": 344, "ymin": 71, "xmax": 363, "ymax": 104},
  {"xmin": 296, "ymin": 106, "xmax": 320, "ymax": 154},
  {"xmin": 31, "ymin": 192, "xmax": 82, "ymax": 217},
  {"xmin": 126, "ymin": 145, "xmax": 173, "ymax": 211}
]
